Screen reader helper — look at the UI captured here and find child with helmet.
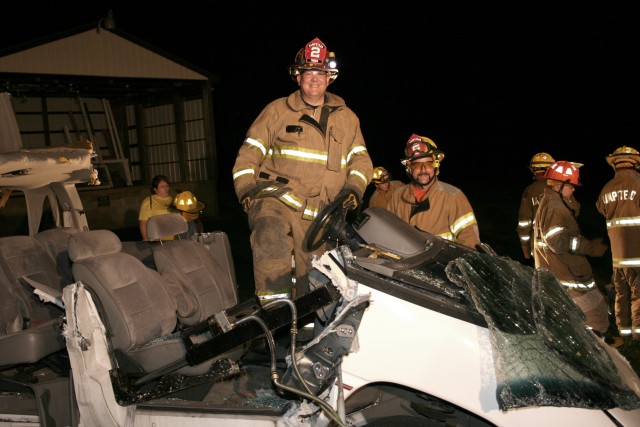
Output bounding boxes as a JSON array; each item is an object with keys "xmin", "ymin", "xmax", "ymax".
[
  {"xmin": 173, "ymin": 190, "xmax": 205, "ymax": 239},
  {"xmin": 367, "ymin": 166, "xmax": 404, "ymax": 210}
]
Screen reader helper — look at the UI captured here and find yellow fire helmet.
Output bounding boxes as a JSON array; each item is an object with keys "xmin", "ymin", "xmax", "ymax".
[
  {"xmin": 372, "ymin": 166, "xmax": 391, "ymax": 184},
  {"xmin": 529, "ymin": 152, "xmax": 555, "ymax": 174},
  {"xmin": 606, "ymin": 146, "xmax": 640, "ymax": 169},
  {"xmin": 173, "ymin": 191, "xmax": 205, "ymax": 214}
]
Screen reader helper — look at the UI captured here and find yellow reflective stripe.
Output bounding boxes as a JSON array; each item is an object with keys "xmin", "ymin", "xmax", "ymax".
[
  {"xmin": 278, "ymin": 193, "xmax": 303, "ymax": 209},
  {"xmin": 520, "ymin": 235, "xmax": 530, "ymax": 242},
  {"xmin": 303, "ymin": 205, "xmax": 319, "ymax": 219},
  {"xmin": 233, "ymin": 167, "xmax": 255, "ymax": 181},
  {"xmin": 437, "ymin": 232, "xmax": 454, "ymax": 241},
  {"xmin": 245, "ymin": 137, "xmax": 267, "ymax": 156},
  {"xmin": 259, "ymin": 185, "xmax": 280, "ymax": 193},
  {"xmin": 619, "ymin": 328, "xmax": 632, "ymax": 336},
  {"xmin": 271, "ymin": 146, "xmax": 328, "ymax": 164},
  {"xmin": 607, "ymin": 216, "xmax": 640, "ymax": 228},
  {"xmin": 303, "ymin": 209, "xmax": 318, "ymax": 220},
  {"xmin": 346, "ymin": 145, "xmax": 368, "ymax": 163},
  {"xmin": 613, "ymin": 257, "xmax": 640, "ymax": 268},
  {"xmin": 544, "ymin": 226, "xmax": 565, "ymax": 239},
  {"xmin": 518, "ymin": 220, "xmax": 532, "ymax": 227},
  {"xmin": 570, "ymin": 237, "xmax": 580, "ymax": 252},
  {"xmin": 451, "ymin": 212, "xmax": 476, "ymax": 235},
  {"xmin": 350, "ymin": 169, "xmax": 368, "ymax": 186}
]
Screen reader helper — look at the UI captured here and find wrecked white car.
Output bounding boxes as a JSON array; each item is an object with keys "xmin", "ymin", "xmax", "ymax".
[{"xmin": 1, "ymin": 146, "xmax": 640, "ymax": 426}]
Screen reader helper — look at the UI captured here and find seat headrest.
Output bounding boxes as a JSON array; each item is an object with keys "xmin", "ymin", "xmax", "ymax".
[
  {"xmin": 68, "ymin": 230, "xmax": 122, "ymax": 262},
  {"xmin": 147, "ymin": 213, "xmax": 188, "ymax": 241}
]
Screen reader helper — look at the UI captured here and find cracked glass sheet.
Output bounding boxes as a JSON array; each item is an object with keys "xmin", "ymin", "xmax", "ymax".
[{"xmin": 446, "ymin": 252, "xmax": 640, "ymax": 411}]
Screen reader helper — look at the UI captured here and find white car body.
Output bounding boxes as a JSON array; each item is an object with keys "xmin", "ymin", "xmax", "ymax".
[{"xmin": 340, "ymin": 283, "xmax": 640, "ymax": 426}]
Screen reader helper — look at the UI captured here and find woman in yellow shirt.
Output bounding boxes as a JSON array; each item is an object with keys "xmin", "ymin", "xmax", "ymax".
[{"xmin": 138, "ymin": 175, "xmax": 175, "ymax": 241}]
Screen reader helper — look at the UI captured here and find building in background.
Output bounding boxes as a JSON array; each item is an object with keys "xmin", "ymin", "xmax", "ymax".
[{"xmin": 0, "ymin": 11, "xmax": 223, "ymax": 233}]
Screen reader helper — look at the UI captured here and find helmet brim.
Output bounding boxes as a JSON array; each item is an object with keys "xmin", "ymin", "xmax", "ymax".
[
  {"xmin": 289, "ymin": 66, "xmax": 339, "ymax": 83},
  {"xmin": 176, "ymin": 201, "xmax": 205, "ymax": 213},
  {"xmin": 606, "ymin": 154, "xmax": 640, "ymax": 167}
]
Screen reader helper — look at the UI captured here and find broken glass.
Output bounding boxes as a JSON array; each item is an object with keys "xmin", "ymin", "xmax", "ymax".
[{"xmin": 447, "ymin": 252, "xmax": 640, "ymax": 411}]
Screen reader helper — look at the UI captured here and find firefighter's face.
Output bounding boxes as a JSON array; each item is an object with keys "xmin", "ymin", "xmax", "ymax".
[
  {"xmin": 376, "ymin": 181, "xmax": 391, "ymax": 191},
  {"xmin": 410, "ymin": 157, "xmax": 436, "ymax": 186},
  {"xmin": 375, "ymin": 173, "xmax": 391, "ymax": 190},
  {"xmin": 561, "ymin": 183, "xmax": 575, "ymax": 199},
  {"xmin": 297, "ymin": 70, "xmax": 330, "ymax": 99}
]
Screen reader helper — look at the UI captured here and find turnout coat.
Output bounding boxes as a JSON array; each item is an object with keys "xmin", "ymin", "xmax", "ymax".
[
  {"xmin": 232, "ymin": 90, "xmax": 372, "ymax": 220},
  {"xmin": 387, "ymin": 179, "xmax": 480, "ymax": 249}
]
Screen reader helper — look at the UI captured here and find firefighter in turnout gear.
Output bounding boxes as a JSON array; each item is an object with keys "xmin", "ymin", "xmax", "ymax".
[
  {"xmin": 517, "ymin": 152, "xmax": 555, "ymax": 261},
  {"xmin": 368, "ymin": 166, "xmax": 404, "ymax": 210},
  {"xmin": 533, "ymin": 160, "xmax": 610, "ymax": 335},
  {"xmin": 232, "ymin": 37, "xmax": 373, "ymax": 300},
  {"xmin": 596, "ymin": 146, "xmax": 640, "ymax": 340},
  {"xmin": 387, "ymin": 134, "xmax": 480, "ymax": 249}
]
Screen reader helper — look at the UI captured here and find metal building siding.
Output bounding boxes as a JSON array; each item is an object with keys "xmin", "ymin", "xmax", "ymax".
[
  {"xmin": 183, "ymin": 99, "xmax": 208, "ymax": 181},
  {"xmin": 143, "ymin": 104, "xmax": 180, "ymax": 181},
  {"xmin": 0, "ymin": 29, "xmax": 208, "ymax": 81},
  {"xmin": 126, "ymin": 105, "xmax": 141, "ymax": 181}
]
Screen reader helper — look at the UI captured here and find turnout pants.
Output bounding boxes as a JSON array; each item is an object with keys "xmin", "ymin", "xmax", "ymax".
[
  {"xmin": 568, "ymin": 287, "xmax": 610, "ymax": 335},
  {"xmin": 612, "ymin": 267, "xmax": 640, "ymax": 336},
  {"xmin": 248, "ymin": 198, "xmax": 326, "ymax": 299}
]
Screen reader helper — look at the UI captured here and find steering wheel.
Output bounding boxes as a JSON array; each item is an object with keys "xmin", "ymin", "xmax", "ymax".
[{"xmin": 303, "ymin": 193, "xmax": 350, "ymax": 252}]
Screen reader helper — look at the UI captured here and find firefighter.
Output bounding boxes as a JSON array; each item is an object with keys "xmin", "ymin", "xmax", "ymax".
[
  {"xmin": 173, "ymin": 190, "xmax": 205, "ymax": 239},
  {"xmin": 533, "ymin": 160, "xmax": 610, "ymax": 335},
  {"xmin": 368, "ymin": 166, "xmax": 404, "ymax": 210},
  {"xmin": 517, "ymin": 152, "xmax": 555, "ymax": 262},
  {"xmin": 387, "ymin": 134, "xmax": 480, "ymax": 249},
  {"xmin": 596, "ymin": 146, "xmax": 640, "ymax": 340},
  {"xmin": 232, "ymin": 37, "xmax": 373, "ymax": 300}
]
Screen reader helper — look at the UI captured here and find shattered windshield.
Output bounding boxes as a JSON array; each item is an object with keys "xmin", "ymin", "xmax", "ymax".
[
  {"xmin": 448, "ymin": 252, "xmax": 640, "ymax": 411},
  {"xmin": 344, "ymin": 246, "xmax": 640, "ymax": 411}
]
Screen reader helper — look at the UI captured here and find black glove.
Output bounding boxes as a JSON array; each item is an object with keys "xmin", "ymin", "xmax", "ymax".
[
  {"xmin": 240, "ymin": 187, "xmax": 258, "ymax": 213},
  {"xmin": 337, "ymin": 188, "xmax": 359, "ymax": 211}
]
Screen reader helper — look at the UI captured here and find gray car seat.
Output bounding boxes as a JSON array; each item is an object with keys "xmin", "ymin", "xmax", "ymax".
[
  {"xmin": 68, "ymin": 229, "xmax": 214, "ymax": 375},
  {"xmin": 0, "ymin": 233, "xmax": 68, "ymax": 365},
  {"xmin": 147, "ymin": 213, "xmax": 239, "ymax": 326},
  {"xmin": 34, "ymin": 227, "xmax": 78, "ymax": 285},
  {"xmin": 0, "ymin": 234, "xmax": 68, "ymax": 325}
]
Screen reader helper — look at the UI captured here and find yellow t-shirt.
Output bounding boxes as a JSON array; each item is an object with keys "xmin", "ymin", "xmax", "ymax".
[{"xmin": 138, "ymin": 194, "xmax": 175, "ymax": 240}]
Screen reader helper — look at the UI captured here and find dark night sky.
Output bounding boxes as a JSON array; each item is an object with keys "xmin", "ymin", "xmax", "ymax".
[{"xmin": 2, "ymin": 2, "xmax": 637, "ymax": 201}]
